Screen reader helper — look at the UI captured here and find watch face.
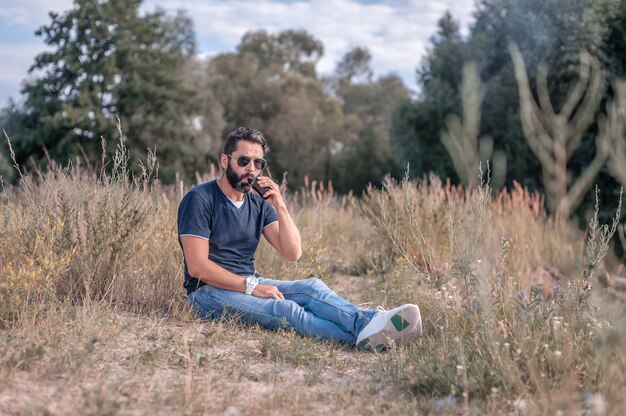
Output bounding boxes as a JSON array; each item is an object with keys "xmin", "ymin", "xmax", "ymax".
[{"xmin": 249, "ymin": 277, "xmax": 259, "ymax": 285}]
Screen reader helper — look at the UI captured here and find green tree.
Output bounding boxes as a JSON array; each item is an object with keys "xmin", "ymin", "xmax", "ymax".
[
  {"xmin": 392, "ymin": 0, "xmax": 617, "ymax": 196},
  {"xmin": 0, "ymin": 102, "xmax": 20, "ymax": 183},
  {"xmin": 472, "ymin": 0, "xmax": 609, "ymax": 189},
  {"xmin": 203, "ymin": 30, "xmax": 345, "ymax": 186},
  {"xmin": 6, "ymin": 0, "xmax": 198, "ymax": 182},
  {"xmin": 329, "ymin": 47, "xmax": 408, "ymax": 193},
  {"xmin": 390, "ymin": 12, "xmax": 466, "ymax": 182}
]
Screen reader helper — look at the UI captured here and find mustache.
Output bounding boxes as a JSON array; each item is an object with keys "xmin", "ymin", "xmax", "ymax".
[{"xmin": 238, "ymin": 173, "xmax": 255, "ymax": 181}]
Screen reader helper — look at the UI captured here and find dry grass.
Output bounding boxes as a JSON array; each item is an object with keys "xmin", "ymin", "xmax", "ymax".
[{"xmin": 1, "ymin": 141, "xmax": 625, "ymax": 415}]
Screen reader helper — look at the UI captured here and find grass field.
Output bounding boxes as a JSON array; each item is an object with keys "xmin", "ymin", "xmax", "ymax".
[{"xmin": 1, "ymin": 144, "xmax": 625, "ymax": 415}]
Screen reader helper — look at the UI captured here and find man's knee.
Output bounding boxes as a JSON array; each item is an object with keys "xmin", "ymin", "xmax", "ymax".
[
  {"xmin": 272, "ymin": 299, "xmax": 306, "ymax": 327},
  {"xmin": 305, "ymin": 277, "xmax": 328, "ymax": 291}
]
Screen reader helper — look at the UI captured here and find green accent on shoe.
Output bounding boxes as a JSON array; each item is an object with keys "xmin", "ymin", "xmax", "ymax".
[
  {"xmin": 376, "ymin": 344, "xmax": 386, "ymax": 352},
  {"xmin": 357, "ymin": 338, "xmax": 370, "ymax": 350},
  {"xmin": 391, "ymin": 314, "xmax": 410, "ymax": 331}
]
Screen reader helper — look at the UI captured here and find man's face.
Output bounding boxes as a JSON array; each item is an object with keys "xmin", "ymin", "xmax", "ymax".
[{"xmin": 223, "ymin": 141, "xmax": 265, "ymax": 193}]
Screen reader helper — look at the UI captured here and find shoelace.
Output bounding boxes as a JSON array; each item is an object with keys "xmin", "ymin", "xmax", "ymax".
[{"xmin": 376, "ymin": 305, "xmax": 387, "ymax": 313}]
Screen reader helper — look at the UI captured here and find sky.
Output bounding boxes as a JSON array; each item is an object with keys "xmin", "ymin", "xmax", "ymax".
[{"xmin": 0, "ymin": 0, "xmax": 477, "ymax": 108}]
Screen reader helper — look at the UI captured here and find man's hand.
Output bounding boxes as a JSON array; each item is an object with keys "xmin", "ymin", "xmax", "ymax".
[
  {"xmin": 252, "ymin": 283, "xmax": 285, "ymax": 300},
  {"xmin": 256, "ymin": 176, "xmax": 285, "ymax": 209}
]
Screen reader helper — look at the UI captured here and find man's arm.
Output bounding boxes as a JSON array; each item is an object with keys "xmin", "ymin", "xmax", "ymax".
[
  {"xmin": 257, "ymin": 176, "xmax": 302, "ymax": 261},
  {"xmin": 180, "ymin": 236, "xmax": 284, "ymax": 299}
]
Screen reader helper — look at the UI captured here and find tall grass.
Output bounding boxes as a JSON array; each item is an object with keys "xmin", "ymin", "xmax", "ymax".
[
  {"xmin": 362, "ymin": 173, "xmax": 625, "ymax": 413},
  {"xmin": 0, "ymin": 130, "xmax": 184, "ymax": 326},
  {"xmin": 1, "ymin": 131, "xmax": 625, "ymax": 414},
  {"xmin": 0, "ymin": 134, "xmax": 374, "ymax": 328}
]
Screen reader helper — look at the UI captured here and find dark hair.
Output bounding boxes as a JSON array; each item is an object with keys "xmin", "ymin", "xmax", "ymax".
[{"xmin": 222, "ymin": 127, "xmax": 268, "ymax": 155}]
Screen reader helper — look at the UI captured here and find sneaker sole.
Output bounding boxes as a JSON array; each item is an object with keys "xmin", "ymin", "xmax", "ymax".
[{"xmin": 357, "ymin": 305, "xmax": 422, "ymax": 350}]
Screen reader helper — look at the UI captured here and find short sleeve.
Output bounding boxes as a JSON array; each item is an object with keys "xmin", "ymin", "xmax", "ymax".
[
  {"xmin": 178, "ymin": 191, "xmax": 211, "ymax": 240},
  {"xmin": 262, "ymin": 201, "xmax": 278, "ymax": 229}
]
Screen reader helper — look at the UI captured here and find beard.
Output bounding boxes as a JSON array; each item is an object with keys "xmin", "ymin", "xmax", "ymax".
[{"xmin": 225, "ymin": 162, "xmax": 253, "ymax": 193}]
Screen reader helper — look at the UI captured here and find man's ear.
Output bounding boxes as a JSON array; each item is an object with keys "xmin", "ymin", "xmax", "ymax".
[{"xmin": 220, "ymin": 153, "xmax": 228, "ymax": 170}]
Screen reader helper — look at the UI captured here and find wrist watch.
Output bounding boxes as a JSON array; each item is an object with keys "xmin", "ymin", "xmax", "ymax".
[{"xmin": 245, "ymin": 276, "xmax": 259, "ymax": 295}]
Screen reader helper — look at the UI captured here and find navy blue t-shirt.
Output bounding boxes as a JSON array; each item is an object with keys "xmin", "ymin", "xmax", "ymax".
[{"xmin": 177, "ymin": 180, "xmax": 278, "ymax": 294}]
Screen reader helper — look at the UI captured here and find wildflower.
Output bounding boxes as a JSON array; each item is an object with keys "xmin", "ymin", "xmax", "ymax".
[
  {"xmin": 590, "ymin": 394, "xmax": 607, "ymax": 415},
  {"xmin": 513, "ymin": 398, "xmax": 527, "ymax": 411},
  {"xmin": 554, "ymin": 350, "xmax": 562, "ymax": 357}
]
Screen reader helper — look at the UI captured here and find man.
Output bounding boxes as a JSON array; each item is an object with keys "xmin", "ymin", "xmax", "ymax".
[{"xmin": 178, "ymin": 127, "xmax": 422, "ymax": 350}]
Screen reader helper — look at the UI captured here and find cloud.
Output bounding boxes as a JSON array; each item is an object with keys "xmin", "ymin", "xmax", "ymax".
[
  {"xmin": 0, "ymin": 0, "xmax": 476, "ymax": 105},
  {"xmin": 0, "ymin": 42, "xmax": 49, "ymax": 106},
  {"xmin": 0, "ymin": 0, "xmax": 73, "ymax": 26},
  {"xmin": 142, "ymin": 0, "xmax": 476, "ymax": 88}
]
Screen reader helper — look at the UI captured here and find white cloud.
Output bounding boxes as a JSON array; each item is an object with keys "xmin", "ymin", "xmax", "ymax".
[
  {"xmin": 0, "ymin": 0, "xmax": 476, "ymax": 105},
  {"xmin": 0, "ymin": 42, "xmax": 50, "ymax": 106},
  {"xmin": 143, "ymin": 0, "xmax": 477, "ymax": 88}
]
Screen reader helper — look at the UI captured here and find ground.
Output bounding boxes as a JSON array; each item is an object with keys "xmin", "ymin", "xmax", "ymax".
[{"xmin": 0, "ymin": 275, "xmax": 428, "ymax": 415}]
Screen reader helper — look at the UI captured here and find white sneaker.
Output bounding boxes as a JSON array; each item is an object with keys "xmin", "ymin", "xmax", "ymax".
[{"xmin": 356, "ymin": 304, "xmax": 422, "ymax": 351}]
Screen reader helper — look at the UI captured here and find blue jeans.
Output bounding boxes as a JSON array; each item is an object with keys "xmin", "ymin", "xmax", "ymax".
[{"xmin": 188, "ymin": 276, "xmax": 378, "ymax": 345}]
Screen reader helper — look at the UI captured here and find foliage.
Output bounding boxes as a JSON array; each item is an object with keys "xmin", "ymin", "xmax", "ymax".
[
  {"xmin": 391, "ymin": 0, "xmax": 624, "ymax": 201},
  {"xmin": 196, "ymin": 35, "xmax": 407, "ymax": 190},
  {"xmin": 328, "ymin": 47, "xmax": 408, "ymax": 193},
  {"xmin": 3, "ymin": 0, "xmax": 199, "ymax": 183},
  {"xmin": 390, "ymin": 12, "xmax": 465, "ymax": 182},
  {"xmin": 199, "ymin": 29, "xmax": 343, "ymax": 185}
]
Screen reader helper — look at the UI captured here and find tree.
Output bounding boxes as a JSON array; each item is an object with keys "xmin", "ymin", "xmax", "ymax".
[
  {"xmin": 0, "ymin": 103, "xmax": 20, "ymax": 183},
  {"xmin": 605, "ymin": 81, "xmax": 626, "ymax": 190},
  {"xmin": 600, "ymin": 0, "xmax": 626, "ymax": 78},
  {"xmin": 390, "ymin": 12, "xmax": 467, "ymax": 182},
  {"xmin": 7, "ymin": 0, "xmax": 198, "ymax": 182},
  {"xmin": 329, "ymin": 47, "xmax": 409, "ymax": 193},
  {"xmin": 203, "ymin": 30, "xmax": 346, "ymax": 186}
]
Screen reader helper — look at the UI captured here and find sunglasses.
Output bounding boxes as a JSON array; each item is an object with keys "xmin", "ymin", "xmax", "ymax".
[{"xmin": 227, "ymin": 154, "xmax": 267, "ymax": 171}]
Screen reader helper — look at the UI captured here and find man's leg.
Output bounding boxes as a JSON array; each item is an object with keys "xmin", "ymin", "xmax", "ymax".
[
  {"xmin": 188, "ymin": 282, "xmax": 359, "ymax": 343},
  {"xmin": 258, "ymin": 277, "xmax": 378, "ymax": 339}
]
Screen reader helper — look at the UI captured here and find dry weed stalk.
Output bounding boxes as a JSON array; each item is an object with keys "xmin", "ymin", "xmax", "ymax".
[
  {"xmin": 441, "ymin": 63, "xmax": 506, "ymax": 190},
  {"xmin": 509, "ymin": 42, "xmax": 609, "ymax": 219},
  {"xmin": 372, "ymin": 172, "xmax": 625, "ymax": 411}
]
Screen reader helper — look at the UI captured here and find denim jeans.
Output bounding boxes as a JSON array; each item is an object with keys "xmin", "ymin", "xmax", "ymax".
[{"xmin": 188, "ymin": 276, "xmax": 378, "ymax": 345}]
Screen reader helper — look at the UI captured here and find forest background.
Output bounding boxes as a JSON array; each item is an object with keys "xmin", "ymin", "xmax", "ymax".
[{"xmin": 1, "ymin": 0, "xmax": 626, "ymax": 243}]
